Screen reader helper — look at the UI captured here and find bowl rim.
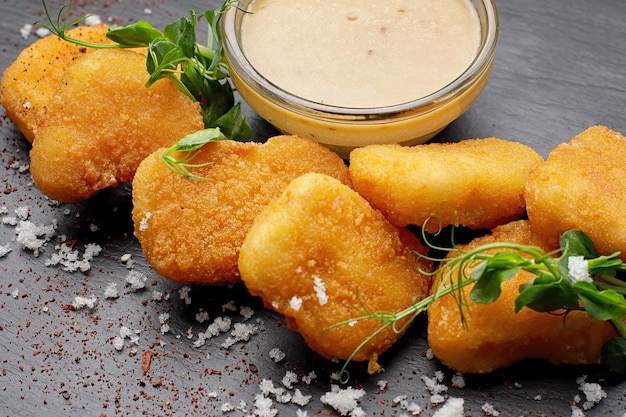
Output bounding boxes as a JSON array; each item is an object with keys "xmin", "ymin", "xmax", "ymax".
[{"xmin": 221, "ymin": 0, "xmax": 499, "ymax": 117}]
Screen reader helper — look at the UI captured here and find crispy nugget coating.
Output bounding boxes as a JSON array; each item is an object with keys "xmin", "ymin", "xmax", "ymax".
[
  {"xmin": 1, "ymin": 24, "xmax": 112, "ymax": 142},
  {"xmin": 29, "ymin": 48, "xmax": 203, "ymax": 202},
  {"xmin": 132, "ymin": 136, "xmax": 352, "ymax": 285},
  {"xmin": 525, "ymin": 125, "xmax": 626, "ymax": 259},
  {"xmin": 349, "ymin": 139, "xmax": 543, "ymax": 232},
  {"xmin": 427, "ymin": 220, "xmax": 616, "ymax": 374},
  {"xmin": 238, "ymin": 172, "xmax": 432, "ymax": 362}
]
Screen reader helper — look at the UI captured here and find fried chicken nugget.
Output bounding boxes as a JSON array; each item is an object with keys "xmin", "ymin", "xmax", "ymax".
[
  {"xmin": 349, "ymin": 139, "xmax": 543, "ymax": 232},
  {"xmin": 238, "ymin": 172, "xmax": 432, "ymax": 362},
  {"xmin": 525, "ymin": 125, "xmax": 626, "ymax": 260},
  {"xmin": 132, "ymin": 136, "xmax": 352, "ymax": 285},
  {"xmin": 427, "ymin": 220, "xmax": 617, "ymax": 374},
  {"xmin": 29, "ymin": 48, "xmax": 204, "ymax": 202},
  {"xmin": 1, "ymin": 24, "xmax": 112, "ymax": 142}
]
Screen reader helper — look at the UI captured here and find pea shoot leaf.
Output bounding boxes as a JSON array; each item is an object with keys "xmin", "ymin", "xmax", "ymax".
[
  {"xmin": 560, "ymin": 229, "xmax": 598, "ymax": 258},
  {"xmin": 574, "ymin": 281, "xmax": 626, "ymax": 322},
  {"xmin": 600, "ymin": 338, "xmax": 626, "ymax": 375},
  {"xmin": 105, "ymin": 21, "xmax": 163, "ymax": 47},
  {"xmin": 515, "ymin": 274, "xmax": 581, "ymax": 312},
  {"xmin": 163, "ymin": 16, "xmax": 196, "ymax": 57}
]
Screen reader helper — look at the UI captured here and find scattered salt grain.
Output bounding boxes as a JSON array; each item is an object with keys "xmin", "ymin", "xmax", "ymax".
[
  {"xmin": 377, "ymin": 380, "xmax": 388, "ymax": 391},
  {"xmin": 313, "ymin": 275, "xmax": 328, "ymax": 305},
  {"xmin": 196, "ymin": 309, "xmax": 210, "ymax": 323},
  {"xmin": 221, "ymin": 402, "xmax": 235, "ymax": 412},
  {"xmin": 104, "ymin": 283, "xmax": 119, "ymax": 299},
  {"xmin": 46, "ymin": 242, "xmax": 97, "ymax": 272},
  {"xmin": 302, "ymin": 371, "xmax": 317, "ymax": 385},
  {"xmin": 152, "ymin": 290, "xmax": 164, "ymax": 301},
  {"xmin": 269, "ymin": 347, "xmax": 286, "ymax": 363},
  {"xmin": 481, "ymin": 402, "xmax": 500, "ymax": 416},
  {"xmin": 20, "ymin": 24, "xmax": 32, "ymax": 40},
  {"xmin": 84, "ymin": 15, "xmax": 102, "ymax": 26},
  {"xmin": 222, "ymin": 299, "xmax": 237, "ymax": 312},
  {"xmin": 72, "ymin": 296, "xmax": 97, "ymax": 310},
  {"xmin": 281, "ymin": 370, "xmax": 298, "ymax": 389},
  {"xmin": 425, "ymin": 347, "xmax": 434, "ymax": 360},
  {"xmin": 240, "ymin": 305, "xmax": 255, "ymax": 320},
  {"xmin": 126, "ymin": 270, "xmax": 148, "ymax": 290},
  {"xmin": 568, "ymin": 256, "xmax": 592, "ymax": 283},
  {"xmin": 143, "ymin": 8, "xmax": 153, "ymax": 14},
  {"xmin": 393, "ymin": 395, "xmax": 422, "ymax": 416},
  {"xmin": 571, "ymin": 405, "xmax": 585, "ymax": 417},
  {"xmin": 34, "ymin": 26, "xmax": 51, "ymax": 38},
  {"xmin": 139, "ymin": 212, "xmax": 151, "ymax": 231},
  {"xmin": 291, "ymin": 389, "xmax": 312, "ymax": 407},
  {"xmin": 15, "ymin": 220, "xmax": 56, "ymax": 256},
  {"xmin": 421, "ymin": 371, "xmax": 448, "ymax": 405},
  {"xmin": 221, "ymin": 322, "xmax": 258, "ymax": 348},
  {"xmin": 252, "ymin": 393, "xmax": 278, "ymax": 417},
  {"xmin": 207, "ymin": 316, "xmax": 232, "ymax": 336},
  {"xmin": 432, "ymin": 397, "xmax": 464, "ymax": 417},
  {"xmin": 112, "ymin": 336, "xmax": 125, "ymax": 351},
  {"xmin": 576, "ymin": 375, "xmax": 606, "ymax": 410},
  {"xmin": 0, "ymin": 243, "xmax": 12, "ymax": 257},
  {"xmin": 451, "ymin": 373, "xmax": 465, "ymax": 388},
  {"xmin": 320, "ymin": 384, "xmax": 366, "ymax": 416},
  {"xmin": 14, "ymin": 206, "xmax": 29, "ymax": 220},
  {"xmin": 289, "ymin": 296, "xmax": 303, "ymax": 311},
  {"xmin": 179, "ymin": 286, "xmax": 192, "ymax": 304},
  {"xmin": 11, "ymin": 289, "xmax": 19, "ymax": 298}
]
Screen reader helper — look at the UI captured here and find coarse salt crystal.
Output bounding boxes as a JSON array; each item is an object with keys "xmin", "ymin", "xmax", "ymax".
[
  {"xmin": 433, "ymin": 397, "xmax": 464, "ymax": 417},
  {"xmin": 139, "ymin": 212, "xmax": 151, "ymax": 231},
  {"xmin": 481, "ymin": 402, "xmax": 500, "ymax": 416},
  {"xmin": 269, "ymin": 347, "xmax": 286, "ymax": 363},
  {"xmin": 281, "ymin": 370, "xmax": 298, "ymax": 389},
  {"xmin": 72, "ymin": 295, "xmax": 97, "ymax": 309},
  {"xmin": 291, "ymin": 389, "xmax": 311, "ymax": 407},
  {"xmin": 126, "ymin": 270, "xmax": 147, "ymax": 290},
  {"xmin": 84, "ymin": 15, "xmax": 102, "ymax": 26},
  {"xmin": 196, "ymin": 310, "xmax": 210, "ymax": 323},
  {"xmin": 289, "ymin": 296, "xmax": 303, "ymax": 311},
  {"xmin": 568, "ymin": 256, "xmax": 592, "ymax": 283},
  {"xmin": 0, "ymin": 244, "xmax": 12, "ymax": 257},
  {"xmin": 104, "ymin": 283, "xmax": 119, "ymax": 299},
  {"xmin": 313, "ymin": 275, "xmax": 328, "ymax": 306},
  {"xmin": 20, "ymin": 24, "xmax": 32, "ymax": 39},
  {"xmin": 320, "ymin": 384, "xmax": 366, "ymax": 416}
]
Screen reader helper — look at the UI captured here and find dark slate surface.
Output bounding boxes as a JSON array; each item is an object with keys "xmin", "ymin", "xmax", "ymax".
[{"xmin": 0, "ymin": 0, "xmax": 624, "ymax": 416}]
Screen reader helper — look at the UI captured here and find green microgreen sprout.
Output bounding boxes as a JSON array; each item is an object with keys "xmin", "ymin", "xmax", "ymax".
[
  {"xmin": 330, "ymin": 219, "xmax": 626, "ymax": 382},
  {"xmin": 36, "ymin": 0, "xmax": 252, "ymax": 143},
  {"xmin": 161, "ymin": 128, "xmax": 229, "ymax": 181}
]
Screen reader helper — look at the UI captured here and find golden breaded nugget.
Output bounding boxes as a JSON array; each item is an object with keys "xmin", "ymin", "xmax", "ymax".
[
  {"xmin": 132, "ymin": 136, "xmax": 352, "ymax": 285},
  {"xmin": 239, "ymin": 172, "xmax": 432, "ymax": 362},
  {"xmin": 525, "ymin": 125, "xmax": 626, "ymax": 260},
  {"xmin": 427, "ymin": 220, "xmax": 616, "ymax": 374},
  {"xmin": 349, "ymin": 139, "xmax": 543, "ymax": 232},
  {"xmin": 1, "ymin": 24, "xmax": 112, "ymax": 142},
  {"xmin": 30, "ymin": 48, "xmax": 203, "ymax": 202}
]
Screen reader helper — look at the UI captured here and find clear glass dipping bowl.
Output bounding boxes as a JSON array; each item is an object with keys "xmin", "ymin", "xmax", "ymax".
[{"xmin": 221, "ymin": 0, "xmax": 499, "ymax": 158}]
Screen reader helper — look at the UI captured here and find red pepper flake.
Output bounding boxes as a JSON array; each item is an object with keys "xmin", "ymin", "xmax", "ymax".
[
  {"xmin": 141, "ymin": 351, "xmax": 154, "ymax": 374},
  {"xmin": 62, "ymin": 304, "xmax": 76, "ymax": 313}
]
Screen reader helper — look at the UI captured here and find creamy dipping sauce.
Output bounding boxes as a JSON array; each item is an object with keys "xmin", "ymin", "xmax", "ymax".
[{"xmin": 241, "ymin": 0, "xmax": 481, "ymax": 108}]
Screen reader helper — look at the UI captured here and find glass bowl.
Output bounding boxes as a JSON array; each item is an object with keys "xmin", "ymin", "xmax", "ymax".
[{"xmin": 221, "ymin": 0, "xmax": 499, "ymax": 159}]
